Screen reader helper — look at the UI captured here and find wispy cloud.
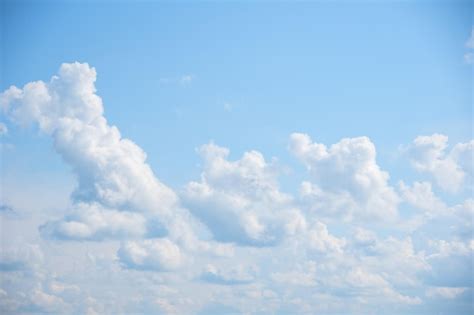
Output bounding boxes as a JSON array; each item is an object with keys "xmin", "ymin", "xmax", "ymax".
[
  {"xmin": 464, "ymin": 27, "xmax": 474, "ymax": 64},
  {"xmin": 159, "ymin": 74, "xmax": 195, "ymax": 85}
]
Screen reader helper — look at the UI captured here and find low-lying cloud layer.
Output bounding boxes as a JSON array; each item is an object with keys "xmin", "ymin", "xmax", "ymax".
[{"xmin": 0, "ymin": 63, "xmax": 472, "ymax": 314}]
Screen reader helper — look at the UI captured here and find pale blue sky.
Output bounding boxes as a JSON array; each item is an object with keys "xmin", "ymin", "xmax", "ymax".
[
  {"xmin": 2, "ymin": 0, "xmax": 472, "ymax": 188},
  {"xmin": 0, "ymin": 1, "xmax": 473, "ymax": 314}
]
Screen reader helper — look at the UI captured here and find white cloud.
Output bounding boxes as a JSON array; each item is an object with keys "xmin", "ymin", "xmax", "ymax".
[
  {"xmin": 289, "ymin": 133, "xmax": 399, "ymax": 221},
  {"xmin": 0, "ymin": 62, "xmax": 180, "ymax": 241},
  {"xmin": 407, "ymin": 134, "xmax": 472, "ymax": 193},
  {"xmin": 2, "ymin": 62, "xmax": 473, "ymax": 314},
  {"xmin": 306, "ymin": 221, "xmax": 346, "ymax": 254},
  {"xmin": 426, "ymin": 286, "xmax": 467, "ymax": 299},
  {"xmin": 0, "ymin": 244, "xmax": 44, "ymax": 271},
  {"xmin": 399, "ymin": 181, "xmax": 448, "ymax": 215},
  {"xmin": 425, "ymin": 239, "xmax": 473, "ymax": 288},
  {"xmin": 30, "ymin": 289, "xmax": 68, "ymax": 314},
  {"xmin": 4, "ymin": 62, "xmax": 177, "ymax": 212},
  {"xmin": 428, "ymin": 239, "xmax": 473, "ymax": 258},
  {"xmin": 200, "ymin": 264, "xmax": 256, "ymax": 285},
  {"xmin": 342, "ymin": 232, "xmax": 430, "ymax": 289},
  {"xmin": 271, "ymin": 261, "xmax": 317, "ymax": 287},
  {"xmin": 182, "ymin": 142, "xmax": 305, "ymax": 246},
  {"xmin": 452, "ymin": 198, "xmax": 474, "ymax": 223},
  {"xmin": 345, "ymin": 267, "xmax": 390, "ymax": 289},
  {"xmin": 118, "ymin": 238, "xmax": 183, "ymax": 271},
  {"xmin": 0, "ymin": 243, "xmax": 84, "ymax": 314},
  {"xmin": 39, "ymin": 202, "xmax": 148, "ymax": 240}
]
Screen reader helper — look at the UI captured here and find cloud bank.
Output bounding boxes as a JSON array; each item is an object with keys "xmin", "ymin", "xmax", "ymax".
[{"xmin": 1, "ymin": 63, "xmax": 472, "ymax": 314}]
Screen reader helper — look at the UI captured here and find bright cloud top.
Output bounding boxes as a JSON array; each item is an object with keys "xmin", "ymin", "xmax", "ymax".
[{"xmin": 289, "ymin": 133, "xmax": 399, "ymax": 221}]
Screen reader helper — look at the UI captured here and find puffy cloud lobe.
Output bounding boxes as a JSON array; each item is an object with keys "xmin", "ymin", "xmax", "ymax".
[
  {"xmin": 428, "ymin": 239, "xmax": 473, "ymax": 258},
  {"xmin": 451, "ymin": 199, "xmax": 474, "ymax": 239},
  {"xmin": 344, "ymin": 268, "xmax": 422, "ymax": 305},
  {"xmin": 1, "ymin": 63, "xmax": 178, "ymax": 241},
  {"xmin": 399, "ymin": 181, "xmax": 448, "ymax": 215},
  {"xmin": 118, "ymin": 238, "xmax": 183, "ymax": 271},
  {"xmin": 424, "ymin": 239, "xmax": 473, "ymax": 288},
  {"xmin": 357, "ymin": 236, "xmax": 429, "ymax": 289},
  {"xmin": 39, "ymin": 202, "xmax": 148, "ymax": 240},
  {"xmin": 0, "ymin": 62, "xmax": 196, "ymax": 278},
  {"xmin": 0, "ymin": 244, "xmax": 44, "ymax": 272},
  {"xmin": 339, "ymin": 232, "xmax": 429, "ymax": 289},
  {"xmin": 29, "ymin": 289, "xmax": 69, "ymax": 314},
  {"xmin": 2, "ymin": 62, "xmax": 473, "ymax": 313},
  {"xmin": 399, "ymin": 181, "xmax": 473, "ymax": 235},
  {"xmin": 0, "ymin": 244, "xmax": 83, "ymax": 314},
  {"xmin": 182, "ymin": 142, "xmax": 305, "ymax": 246},
  {"xmin": 0, "ymin": 62, "xmax": 189, "ymax": 252},
  {"xmin": 200, "ymin": 264, "xmax": 256, "ymax": 285},
  {"xmin": 350, "ymin": 227, "xmax": 378, "ymax": 255},
  {"xmin": 426, "ymin": 286, "xmax": 468, "ymax": 299},
  {"xmin": 407, "ymin": 134, "xmax": 473, "ymax": 193},
  {"xmin": 289, "ymin": 133, "xmax": 399, "ymax": 221},
  {"xmin": 306, "ymin": 221, "xmax": 346, "ymax": 254}
]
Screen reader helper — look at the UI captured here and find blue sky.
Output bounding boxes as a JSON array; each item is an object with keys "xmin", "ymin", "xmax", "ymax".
[{"xmin": 0, "ymin": 1, "xmax": 473, "ymax": 314}]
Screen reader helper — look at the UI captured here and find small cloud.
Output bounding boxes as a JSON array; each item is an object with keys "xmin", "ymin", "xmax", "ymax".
[
  {"xmin": 465, "ymin": 27, "xmax": 474, "ymax": 49},
  {"xmin": 200, "ymin": 264, "xmax": 256, "ymax": 285},
  {"xmin": 118, "ymin": 238, "xmax": 183, "ymax": 271},
  {"xmin": 159, "ymin": 74, "xmax": 195, "ymax": 86},
  {"xmin": 464, "ymin": 52, "xmax": 474, "ymax": 64},
  {"xmin": 0, "ymin": 122, "xmax": 7, "ymax": 136},
  {"xmin": 179, "ymin": 74, "xmax": 194, "ymax": 85},
  {"xmin": 464, "ymin": 27, "xmax": 474, "ymax": 64},
  {"xmin": 223, "ymin": 102, "xmax": 233, "ymax": 112},
  {"xmin": 426, "ymin": 286, "xmax": 467, "ymax": 299}
]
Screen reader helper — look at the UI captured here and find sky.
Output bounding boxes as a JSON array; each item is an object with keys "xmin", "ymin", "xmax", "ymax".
[{"xmin": 0, "ymin": 0, "xmax": 473, "ymax": 314}]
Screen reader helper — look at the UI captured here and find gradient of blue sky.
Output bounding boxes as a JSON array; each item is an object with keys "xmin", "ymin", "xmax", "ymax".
[
  {"xmin": 2, "ymin": 0, "xmax": 472, "ymax": 186},
  {"xmin": 1, "ymin": 1, "xmax": 473, "ymax": 314}
]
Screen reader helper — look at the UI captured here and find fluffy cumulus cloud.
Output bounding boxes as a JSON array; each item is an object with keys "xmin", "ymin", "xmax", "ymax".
[
  {"xmin": 39, "ymin": 202, "xmax": 148, "ymax": 240},
  {"xmin": 181, "ymin": 142, "xmax": 305, "ymax": 246},
  {"xmin": 0, "ymin": 243, "xmax": 88, "ymax": 314},
  {"xmin": 0, "ymin": 244, "xmax": 44, "ymax": 272},
  {"xmin": 1, "ymin": 63, "xmax": 473, "ymax": 314},
  {"xmin": 306, "ymin": 221, "xmax": 346, "ymax": 254},
  {"xmin": 426, "ymin": 286, "xmax": 468, "ymax": 299},
  {"xmin": 399, "ymin": 181, "xmax": 448, "ymax": 215},
  {"xmin": 118, "ymin": 238, "xmax": 183, "ymax": 271},
  {"xmin": 1, "ymin": 62, "xmax": 177, "ymax": 218},
  {"xmin": 289, "ymin": 133, "xmax": 399, "ymax": 221},
  {"xmin": 200, "ymin": 264, "xmax": 256, "ymax": 285},
  {"xmin": 407, "ymin": 134, "xmax": 473, "ymax": 193},
  {"xmin": 0, "ymin": 63, "xmax": 189, "ymax": 271}
]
